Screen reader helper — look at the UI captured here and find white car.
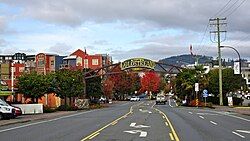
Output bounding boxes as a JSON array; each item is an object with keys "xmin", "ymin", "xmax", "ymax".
[
  {"xmin": 0, "ymin": 99, "xmax": 15, "ymax": 120},
  {"xmin": 130, "ymin": 96, "xmax": 140, "ymax": 101},
  {"xmin": 244, "ymin": 93, "xmax": 250, "ymax": 100}
]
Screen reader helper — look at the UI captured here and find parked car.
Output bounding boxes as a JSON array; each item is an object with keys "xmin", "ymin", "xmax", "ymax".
[
  {"xmin": 244, "ymin": 93, "xmax": 250, "ymax": 100},
  {"xmin": 0, "ymin": 99, "xmax": 15, "ymax": 119},
  {"xmin": 99, "ymin": 97, "xmax": 108, "ymax": 103},
  {"xmin": 130, "ymin": 96, "xmax": 140, "ymax": 101},
  {"xmin": 12, "ymin": 106, "xmax": 22, "ymax": 117}
]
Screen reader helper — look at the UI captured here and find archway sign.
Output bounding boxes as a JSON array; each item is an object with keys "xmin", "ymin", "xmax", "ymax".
[{"xmin": 120, "ymin": 58, "xmax": 156, "ymax": 71}]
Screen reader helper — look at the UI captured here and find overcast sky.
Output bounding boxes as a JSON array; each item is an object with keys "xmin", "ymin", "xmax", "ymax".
[{"xmin": 0, "ymin": 0, "xmax": 250, "ymax": 62}]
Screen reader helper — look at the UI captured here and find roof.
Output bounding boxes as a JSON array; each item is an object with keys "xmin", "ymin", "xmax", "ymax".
[
  {"xmin": 63, "ymin": 55, "xmax": 77, "ymax": 60},
  {"xmin": 71, "ymin": 49, "xmax": 87, "ymax": 56}
]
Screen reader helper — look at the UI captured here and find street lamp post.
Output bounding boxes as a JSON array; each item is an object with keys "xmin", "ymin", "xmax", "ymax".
[
  {"xmin": 220, "ymin": 46, "xmax": 241, "ymax": 74},
  {"xmin": 220, "ymin": 45, "xmax": 242, "ymax": 106}
]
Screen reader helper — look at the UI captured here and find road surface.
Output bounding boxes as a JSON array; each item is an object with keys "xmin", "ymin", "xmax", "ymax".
[{"xmin": 0, "ymin": 100, "xmax": 249, "ymax": 141}]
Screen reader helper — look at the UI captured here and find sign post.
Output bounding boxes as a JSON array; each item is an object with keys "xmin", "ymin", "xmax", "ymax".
[
  {"xmin": 195, "ymin": 83, "xmax": 199, "ymax": 107},
  {"xmin": 203, "ymin": 89, "xmax": 208, "ymax": 107}
]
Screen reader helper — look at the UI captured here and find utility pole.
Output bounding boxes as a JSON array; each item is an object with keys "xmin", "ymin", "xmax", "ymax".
[{"xmin": 209, "ymin": 17, "xmax": 227, "ymax": 106}]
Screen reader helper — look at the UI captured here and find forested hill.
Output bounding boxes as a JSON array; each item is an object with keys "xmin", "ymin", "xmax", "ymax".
[{"xmin": 158, "ymin": 54, "xmax": 213, "ymax": 66}]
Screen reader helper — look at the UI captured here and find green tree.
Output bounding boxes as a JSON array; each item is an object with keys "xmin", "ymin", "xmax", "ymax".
[
  {"xmin": 86, "ymin": 76, "xmax": 103, "ymax": 99},
  {"xmin": 208, "ymin": 68, "xmax": 244, "ymax": 97},
  {"xmin": 17, "ymin": 72, "xmax": 49, "ymax": 103},
  {"xmin": 174, "ymin": 66, "xmax": 209, "ymax": 101},
  {"xmin": 51, "ymin": 69, "xmax": 84, "ymax": 106}
]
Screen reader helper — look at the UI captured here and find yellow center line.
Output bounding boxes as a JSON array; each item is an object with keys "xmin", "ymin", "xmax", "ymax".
[
  {"xmin": 111, "ymin": 121, "xmax": 118, "ymax": 125},
  {"xmin": 169, "ymin": 133, "xmax": 174, "ymax": 141},
  {"xmin": 154, "ymin": 108, "xmax": 180, "ymax": 141},
  {"xmin": 81, "ymin": 102, "xmax": 143, "ymax": 141},
  {"xmin": 88, "ymin": 132, "xmax": 100, "ymax": 140}
]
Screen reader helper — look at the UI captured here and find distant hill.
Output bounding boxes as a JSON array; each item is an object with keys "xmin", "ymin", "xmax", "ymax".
[{"xmin": 158, "ymin": 54, "xmax": 213, "ymax": 66}]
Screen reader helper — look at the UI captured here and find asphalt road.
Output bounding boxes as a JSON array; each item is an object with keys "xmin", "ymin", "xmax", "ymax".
[{"xmin": 0, "ymin": 100, "xmax": 249, "ymax": 141}]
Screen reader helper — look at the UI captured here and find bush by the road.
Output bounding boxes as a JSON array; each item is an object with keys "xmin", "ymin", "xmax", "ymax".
[
  {"xmin": 57, "ymin": 105, "xmax": 78, "ymax": 111},
  {"xmin": 43, "ymin": 106, "xmax": 57, "ymax": 113},
  {"xmin": 206, "ymin": 97, "xmax": 243, "ymax": 106}
]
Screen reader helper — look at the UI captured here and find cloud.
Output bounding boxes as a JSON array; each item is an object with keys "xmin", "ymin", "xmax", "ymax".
[
  {"xmin": 47, "ymin": 43, "xmax": 72, "ymax": 55},
  {"xmin": 19, "ymin": 48, "xmax": 37, "ymax": 54},
  {"xmin": 0, "ymin": 39, "xmax": 8, "ymax": 47},
  {"xmin": 0, "ymin": 16, "xmax": 8, "ymax": 34},
  {"xmin": 92, "ymin": 40, "xmax": 110, "ymax": 45},
  {"xmin": 2, "ymin": 0, "xmax": 250, "ymax": 33},
  {"xmin": 111, "ymin": 44, "xmax": 188, "ymax": 62}
]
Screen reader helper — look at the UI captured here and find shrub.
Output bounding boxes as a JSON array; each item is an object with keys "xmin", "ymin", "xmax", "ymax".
[
  {"xmin": 57, "ymin": 105, "xmax": 78, "ymax": 111},
  {"xmin": 43, "ymin": 106, "xmax": 56, "ymax": 113},
  {"xmin": 89, "ymin": 104, "xmax": 101, "ymax": 109}
]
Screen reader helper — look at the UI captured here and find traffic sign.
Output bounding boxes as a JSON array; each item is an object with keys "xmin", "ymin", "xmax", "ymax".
[
  {"xmin": 203, "ymin": 89, "xmax": 208, "ymax": 98},
  {"xmin": 195, "ymin": 83, "xmax": 199, "ymax": 92}
]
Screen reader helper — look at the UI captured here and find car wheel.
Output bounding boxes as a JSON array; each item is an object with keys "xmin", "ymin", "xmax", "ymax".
[{"xmin": 0, "ymin": 113, "xmax": 4, "ymax": 120}]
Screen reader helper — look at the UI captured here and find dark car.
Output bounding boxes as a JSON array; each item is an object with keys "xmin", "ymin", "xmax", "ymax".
[{"xmin": 12, "ymin": 106, "xmax": 22, "ymax": 117}]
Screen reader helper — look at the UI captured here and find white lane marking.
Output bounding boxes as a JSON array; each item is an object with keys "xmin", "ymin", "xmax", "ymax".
[
  {"xmin": 235, "ymin": 130, "xmax": 250, "ymax": 134},
  {"xmin": 151, "ymin": 103, "xmax": 156, "ymax": 108},
  {"xmin": 0, "ymin": 110, "xmax": 95, "ymax": 133},
  {"xmin": 188, "ymin": 112, "xmax": 193, "ymax": 114},
  {"xmin": 199, "ymin": 116, "xmax": 205, "ymax": 119},
  {"xmin": 139, "ymin": 109, "xmax": 152, "ymax": 114},
  {"xmin": 119, "ymin": 102, "xmax": 131, "ymax": 106},
  {"xmin": 197, "ymin": 113, "xmax": 218, "ymax": 116},
  {"xmin": 165, "ymin": 122, "xmax": 169, "ymax": 126},
  {"xmin": 168, "ymin": 99, "xmax": 173, "ymax": 108},
  {"xmin": 210, "ymin": 121, "xmax": 218, "ymax": 125},
  {"xmin": 186, "ymin": 109, "xmax": 250, "ymax": 122},
  {"xmin": 232, "ymin": 131, "xmax": 245, "ymax": 138},
  {"xmin": 130, "ymin": 123, "xmax": 150, "ymax": 128},
  {"xmin": 124, "ymin": 130, "xmax": 147, "ymax": 137},
  {"xmin": 225, "ymin": 114, "xmax": 250, "ymax": 122}
]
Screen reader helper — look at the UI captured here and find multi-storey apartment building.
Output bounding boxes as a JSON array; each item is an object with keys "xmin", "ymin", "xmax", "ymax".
[
  {"xmin": 60, "ymin": 49, "xmax": 112, "ymax": 71},
  {"xmin": 36, "ymin": 53, "xmax": 66, "ymax": 74}
]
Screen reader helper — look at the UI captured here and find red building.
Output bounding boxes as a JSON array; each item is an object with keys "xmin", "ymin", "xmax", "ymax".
[
  {"xmin": 61, "ymin": 49, "xmax": 112, "ymax": 70},
  {"xmin": 36, "ymin": 53, "xmax": 65, "ymax": 74}
]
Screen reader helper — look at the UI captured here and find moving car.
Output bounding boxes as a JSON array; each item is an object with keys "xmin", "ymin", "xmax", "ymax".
[
  {"xmin": 130, "ymin": 96, "xmax": 140, "ymax": 101},
  {"xmin": 156, "ymin": 94, "xmax": 166, "ymax": 105},
  {"xmin": 0, "ymin": 99, "xmax": 15, "ymax": 119}
]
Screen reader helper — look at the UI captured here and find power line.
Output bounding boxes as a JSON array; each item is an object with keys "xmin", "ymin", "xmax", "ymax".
[
  {"xmin": 213, "ymin": 0, "xmax": 233, "ymax": 17},
  {"xmin": 232, "ymin": 33, "xmax": 250, "ymax": 46},
  {"xmin": 226, "ymin": 0, "xmax": 247, "ymax": 17},
  {"xmin": 219, "ymin": 0, "xmax": 241, "ymax": 16},
  {"xmin": 197, "ymin": 0, "xmax": 233, "ymax": 55}
]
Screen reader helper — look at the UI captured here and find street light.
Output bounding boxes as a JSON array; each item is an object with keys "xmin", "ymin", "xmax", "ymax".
[
  {"xmin": 220, "ymin": 45, "xmax": 241, "ymax": 74},
  {"xmin": 220, "ymin": 45, "xmax": 242, "ymax": 106}
]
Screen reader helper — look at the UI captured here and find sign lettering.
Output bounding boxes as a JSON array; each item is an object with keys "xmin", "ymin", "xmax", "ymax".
[{"xmin": 121, "ymin": 58, "xmax": 156, "ymax": 70}]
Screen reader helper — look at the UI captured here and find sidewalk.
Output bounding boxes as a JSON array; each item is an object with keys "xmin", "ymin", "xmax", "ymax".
[
  {"xmin": 213, "ymin": 105, "xmax": 250, "ymax": 116},
  {"xmin": 0, "ymin": 110, "xmax": 78, "ymax": 127}
]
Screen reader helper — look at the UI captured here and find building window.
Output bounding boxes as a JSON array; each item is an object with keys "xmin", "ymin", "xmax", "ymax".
[
  {"xmin": 51, "ymin": 60, "xmax": 54, "ymax": 66},
  {"xmin": 38, "ymin": 60, "xmax": 45, "ymax": 67},
  {"xmin": 84, "ymin": 59, "xmax": 88, "ymax": 68},
  {"xmin": 19, "ymin": 67, "xmax": 25, "ymax": 72},
  {"xmin": 92, "ymin": 59, "xmax": 99, "ymax": 65}
]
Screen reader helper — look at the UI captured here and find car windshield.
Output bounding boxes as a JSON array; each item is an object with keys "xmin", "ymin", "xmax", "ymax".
[{"xmin": 0, "ymin": 99, "xmax": 10, "ymax": 106}]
